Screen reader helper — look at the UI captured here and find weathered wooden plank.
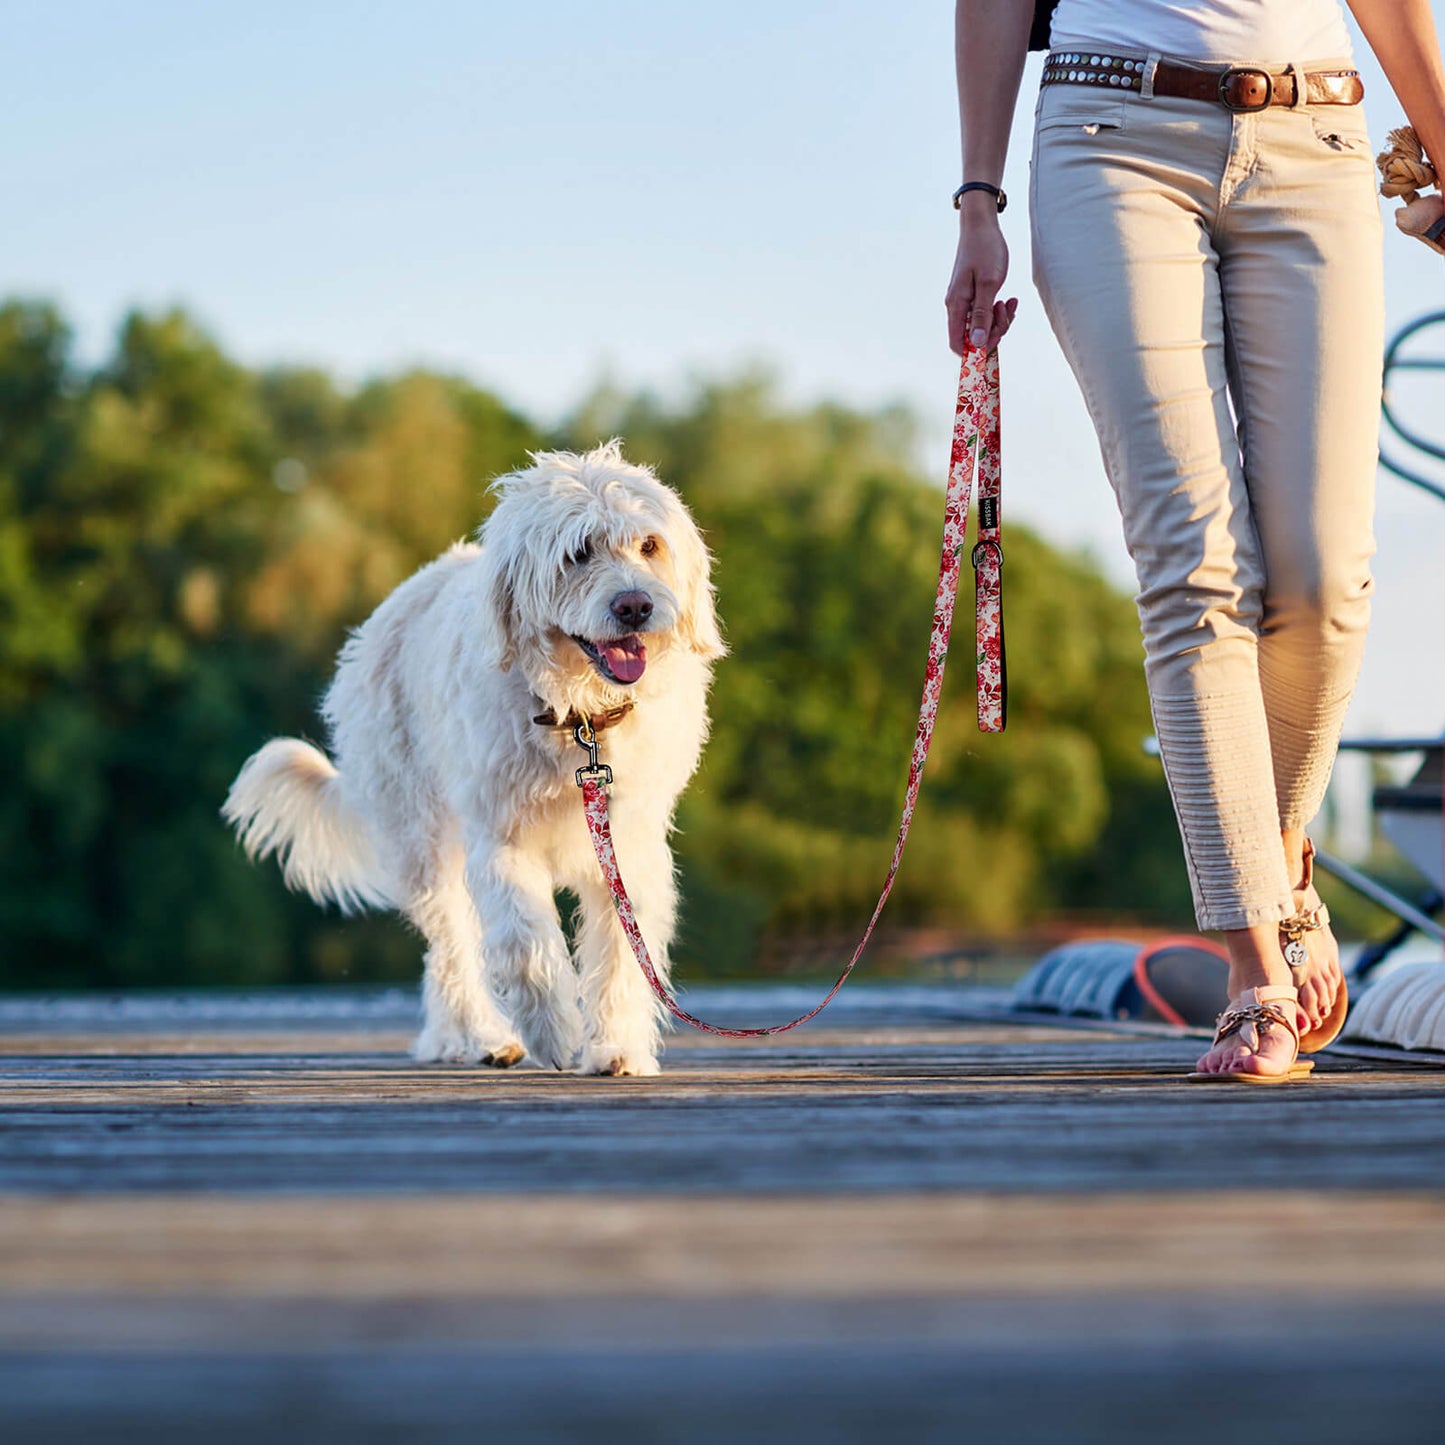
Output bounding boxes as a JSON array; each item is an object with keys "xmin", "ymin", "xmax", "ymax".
[
  {"xmin": 4, "ymin": 1192, "xmax": 1445, "ymax": 1298},
  {"xmin": 4, "ymin": 1027, "xmax": 1445, "ymax": 1194},
  {"xmin": 2, "ymin": 987, "xmax": 1445, "ymax": 1441},
  {"xmin": 5, "ymin": 1333, "xmax": 1445, "ymax": 1445}
]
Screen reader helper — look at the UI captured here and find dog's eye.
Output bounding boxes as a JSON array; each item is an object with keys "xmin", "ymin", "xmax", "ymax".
[
  {"xmin": 640, "ymin": 536, "xmax": 659, "ymax": 557},
  {"xmin": 566, "ymin": 541, "xmax": 593, "ymax": 567}
]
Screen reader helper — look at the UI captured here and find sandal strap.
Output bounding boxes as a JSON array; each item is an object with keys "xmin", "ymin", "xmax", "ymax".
[
  {"xmin": 1210, "ymin": 986, "xmax": 1301, "ymax": 1052},
  {"xmin": 1297, "ymin": 836, "xmax": 1316, "ymax": 894},
  {"xmin": 1281, "ymin": 903, "xmax": 1330, "ymax": 942},
  {"xmin": 1284, "ymin": 836, "xmax": 1329, "ymax": 944},
  {"xmin": 1280, "ymin": 901, "xmax": 1331, "ymax": 974},
  {"xmin": 1244, "ymin": 984, "xmax": 1299, "ymax": 1009}
]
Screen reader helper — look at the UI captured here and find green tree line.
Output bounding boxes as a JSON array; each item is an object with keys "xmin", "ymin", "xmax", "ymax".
[{"xmin": 0, "ymin": 299, "xmax": 1192, "ymax": 990}]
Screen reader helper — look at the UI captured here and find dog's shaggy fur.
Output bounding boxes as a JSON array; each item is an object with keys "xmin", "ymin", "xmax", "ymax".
[{"xmin": 223, "ymin": 443, "xmax": 723, "ymax": 1075}]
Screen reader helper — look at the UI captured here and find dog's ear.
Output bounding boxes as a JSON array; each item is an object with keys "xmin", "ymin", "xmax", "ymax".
[
  {"xmin": 674, "ymin": 521, "xmax": 727, "ymax": 661},
  {"xmin": 480, "ymin": 545, "xmax": 520, "ymax": 672}
]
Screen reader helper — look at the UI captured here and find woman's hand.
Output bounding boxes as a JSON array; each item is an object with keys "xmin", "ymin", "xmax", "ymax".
[
  {"xmin": 945, "ymin": 200, "xmax": 1019, "ymax": 354},
  {"xmin": 1394, "ymin": 190, "xmax": 1445, "ymax": 252}
]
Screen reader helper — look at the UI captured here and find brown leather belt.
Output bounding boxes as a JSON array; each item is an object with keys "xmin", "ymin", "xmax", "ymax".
[{"xmin": 1042, "ymin": 51, "xmax": 1364, "ymax": 110}]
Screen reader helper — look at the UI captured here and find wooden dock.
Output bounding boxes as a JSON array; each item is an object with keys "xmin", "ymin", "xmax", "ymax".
[{"xmin": 3, "ymin": 983, "xmax": 1445, "ymax": 1442}]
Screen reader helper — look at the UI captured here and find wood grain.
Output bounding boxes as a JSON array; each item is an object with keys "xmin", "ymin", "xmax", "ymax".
[{"xmin": 4, "ymin": 986, "xmax": 1445, "ymax": 1440}]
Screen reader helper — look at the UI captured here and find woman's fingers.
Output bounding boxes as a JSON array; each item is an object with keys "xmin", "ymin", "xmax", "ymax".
[
  {"xmin": 946, "ymin": 289, "xmax": 1019, "ymax": 355},
  {"xmin": 944, "ymin": 270, "xmax": 981, "ymax": 354},
  {"xmin": 946, "ymin": 284, "xmax": 974, "ymax": 356},
  {"xmin": 964, "ymin": 271, "xmax": 1005, "ymax": 349},
  {"xmin": 968, "ymin": 298, "xmax": 993, "ymax": 350},
  {"xmin": 972, "ymin": 296, "xmax": 1020, "ymax": 353},
  {"xmin": 986, "ymin": 296, "xmax": 1019, "ymax": 349}
]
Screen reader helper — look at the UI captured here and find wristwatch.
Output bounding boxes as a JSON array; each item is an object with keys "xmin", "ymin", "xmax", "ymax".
[{"xmin": 953, "ymin": 182, "xmax": 1007, "ymax": 213}]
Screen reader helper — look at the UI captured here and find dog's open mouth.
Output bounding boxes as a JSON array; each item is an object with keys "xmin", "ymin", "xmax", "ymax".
[{"xmin": 573, "ymin": 634, "xmax": 648, "ymax": 684}]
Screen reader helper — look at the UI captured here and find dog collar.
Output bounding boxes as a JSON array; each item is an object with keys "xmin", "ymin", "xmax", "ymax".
[{"xmin": 532, "ymin": 701, "xmax": 636, "ymax": 733}]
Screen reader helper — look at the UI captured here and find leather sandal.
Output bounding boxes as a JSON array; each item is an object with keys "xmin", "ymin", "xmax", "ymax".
[
  {"xmin": 1187, "ymin": 984, "xmax": 1313, "ymax": 1084},
  {"xmin": 1282, "ymin": 838, "xmax": 1349, "ymax": 1054}
]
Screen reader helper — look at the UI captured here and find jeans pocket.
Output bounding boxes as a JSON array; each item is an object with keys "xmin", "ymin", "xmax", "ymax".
[
  {"xmin": 1032, "ymin": 91, "xmax": 1128, "ymax": 184},
  {"xmin": 1035, "ymin": 96, "xmax": 1129, "ymax": 136},
  {"xmin": 1309, "ymin": 111, "xmax": 1372, "ymax": 156},
  {"xmin": 1034, "ymin": 76, "xmax": 1129, "ymax": 130}
]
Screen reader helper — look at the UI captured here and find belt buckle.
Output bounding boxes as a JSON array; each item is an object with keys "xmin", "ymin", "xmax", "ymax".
[{"xmin": 1218, "ymin": 66, "xmax": 1273, "ymax": 112}]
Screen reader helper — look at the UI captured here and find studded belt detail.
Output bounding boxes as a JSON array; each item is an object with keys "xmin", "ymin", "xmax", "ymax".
[
  {"xmin": 1042, "ymin": 51, "xmax": 1364, "ymax": 111},
  {"xmin": 1043, "ymin": 52, "xmax": 1148, "ymax": 92}
]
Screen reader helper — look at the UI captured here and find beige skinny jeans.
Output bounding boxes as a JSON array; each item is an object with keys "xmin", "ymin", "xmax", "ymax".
[{"xmin": 1029, "ymin": 56, "xmax": 1385, "ymax": 930}]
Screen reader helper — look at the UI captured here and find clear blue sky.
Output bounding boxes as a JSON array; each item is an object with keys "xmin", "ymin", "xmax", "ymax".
[{"xmin": 5, "ymin": 0, "xmax": 1442, "ymax": 737}]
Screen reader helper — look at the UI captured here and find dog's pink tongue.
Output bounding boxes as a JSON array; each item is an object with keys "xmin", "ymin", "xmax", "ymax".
[{"xmin": 603, "ymin": 638, "xmax": 647, "ymax": 683}]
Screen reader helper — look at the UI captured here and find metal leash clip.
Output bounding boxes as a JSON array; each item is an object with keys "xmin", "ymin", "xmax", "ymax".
[
  {"xmin": 573, "ymin": 718, "xmax": 613, "ymax": 788},
  {"xmin": 971, "ymin": 538, "xmax": 1003, "ymax": 569}
]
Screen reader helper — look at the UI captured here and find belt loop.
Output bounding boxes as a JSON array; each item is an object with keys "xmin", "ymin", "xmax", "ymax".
[
  {"xmin": 1140, "ymin": 51, "xmax": 1161, "ymax": 100},
  {"xmin": 1287, "ymin": 59, "xmax": 1308, "ymax": 109}
]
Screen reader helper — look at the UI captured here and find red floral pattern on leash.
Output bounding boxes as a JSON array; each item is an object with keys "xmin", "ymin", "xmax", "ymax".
[
  {"xmin": 583, "ymin": 350, "xmax": 1004, "ymax": 1037},
  {"xmin": 967, "ymin": 348, "xmax": 1005, "ymax": 732}
]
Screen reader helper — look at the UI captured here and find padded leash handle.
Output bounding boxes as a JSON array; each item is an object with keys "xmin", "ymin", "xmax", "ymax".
[
  {"xmin": 965, "ymin": 349, "xmax": 1006, "ymax": 732},
  {"xmin": 581, "ymin": 349, "xmax": 1004, "ymax": 1037}
]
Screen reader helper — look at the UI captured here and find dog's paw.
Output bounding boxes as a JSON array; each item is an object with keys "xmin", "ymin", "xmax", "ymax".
[
  {"xmin": 578, "ymin": 1044, "xmax": 661, "ymax": 1077},
  {"xmin": 413, "ymin": 1029, "xmax": 524, "ymax": 1067},
  {"xmin": 483, "ymin": 1042, "xmax": 527, "ymax": 1069},
  {"xmin": 412, "ymin": 1029, "xmax": 484, "ymax": 1065},
  {"xmin": 516, "ymin": 1004, "xmax": 584, "ymax": 1072}
]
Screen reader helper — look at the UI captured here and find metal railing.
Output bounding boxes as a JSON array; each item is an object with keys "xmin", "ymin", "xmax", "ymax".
[
  {"xmin": 1314, "ymin": 310, "xmax": 1445, "ymax": 968},
  {"xmin": 1380, "ymin": 308, "xmax": 1445, "ymax": 504}
]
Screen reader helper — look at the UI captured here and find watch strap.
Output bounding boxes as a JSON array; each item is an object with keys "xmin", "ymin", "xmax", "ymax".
[{"xmin": 953, "ymin": 181, "xmax": 1007, "ymax": 213}]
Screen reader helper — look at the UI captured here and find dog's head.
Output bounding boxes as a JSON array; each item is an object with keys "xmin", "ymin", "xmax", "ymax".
[{"xmin": 477, "ymin": 441, "xmax": 724, "ymax": 704}]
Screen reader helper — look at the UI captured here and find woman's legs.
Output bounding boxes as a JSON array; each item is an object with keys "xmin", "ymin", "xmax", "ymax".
[
  {"xmin": 1032, "ymin": 85, "xmax": 1295, "ymax": 931},
  {"xmin": 1030, "ymin": 76, "xmax": 1382, "ymax": 1065},
  {"xmin": 1216, "ymin": 93, "xmax": 1385, "ymax": 1031}
]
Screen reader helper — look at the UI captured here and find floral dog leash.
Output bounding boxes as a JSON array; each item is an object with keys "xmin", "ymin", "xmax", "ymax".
[{"xmin": 578, "ymin": 348, "xmax": 1004, "ymax": 1038}]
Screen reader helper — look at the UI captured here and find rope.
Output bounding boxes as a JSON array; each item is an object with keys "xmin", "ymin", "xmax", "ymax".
[{"xmin": 1378, "ymin": 125, "xmax": 1445, "ymax": 254}]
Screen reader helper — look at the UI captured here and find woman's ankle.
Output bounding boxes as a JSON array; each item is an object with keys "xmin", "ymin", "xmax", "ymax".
[
  {"xmin": 1222, "ymin": 922, "xmax": 1294, "ymax": 997},
  {"xmin": 1281, "ymin": 827, "xmax": 1311, "ymax": 898}
]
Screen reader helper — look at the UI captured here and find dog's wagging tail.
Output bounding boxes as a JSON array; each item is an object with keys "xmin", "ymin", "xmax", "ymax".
[{"xmin": 222, "ymin": 738, "xmax": 392, "ymax": 915}]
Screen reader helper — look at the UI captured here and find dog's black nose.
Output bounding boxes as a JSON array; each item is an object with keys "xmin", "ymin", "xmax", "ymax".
[{"xmin": 610, "ymin": 590, "xmax": 654, "ymax": 629}]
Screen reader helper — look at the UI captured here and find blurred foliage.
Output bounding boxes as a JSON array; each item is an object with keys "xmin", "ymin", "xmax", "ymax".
[
  {"xmin": 0, "ymin": 300, "xmax": 1195, "ymax": 991},
  {"xmin": 558, "ymin": 372, "xmax": 1190, "ymax": 966}
]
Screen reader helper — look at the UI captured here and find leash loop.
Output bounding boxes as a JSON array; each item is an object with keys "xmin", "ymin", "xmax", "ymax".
[
  {"xmin": 965, "ymin": 349, "xmax": 1006, "ymax": 733},
  {"xmin": 579, "ymin": 350, "xmax": 1003, "ymax": 1036}
]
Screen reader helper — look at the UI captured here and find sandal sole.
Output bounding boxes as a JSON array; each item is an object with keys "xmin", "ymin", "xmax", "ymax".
[
  {"xmin": 1298, "ymin": 977, "xmax": 1349, "ymax": 1055},
  {"xmin": 1185, "ymin": 1061, "xmax": 1314, "ymax": 1084}
]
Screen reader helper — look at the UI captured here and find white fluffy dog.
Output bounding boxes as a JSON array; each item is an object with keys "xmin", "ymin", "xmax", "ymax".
[{"xmin": 223, "ymin": 442, "xmax": 723, "ymax": 1075}]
